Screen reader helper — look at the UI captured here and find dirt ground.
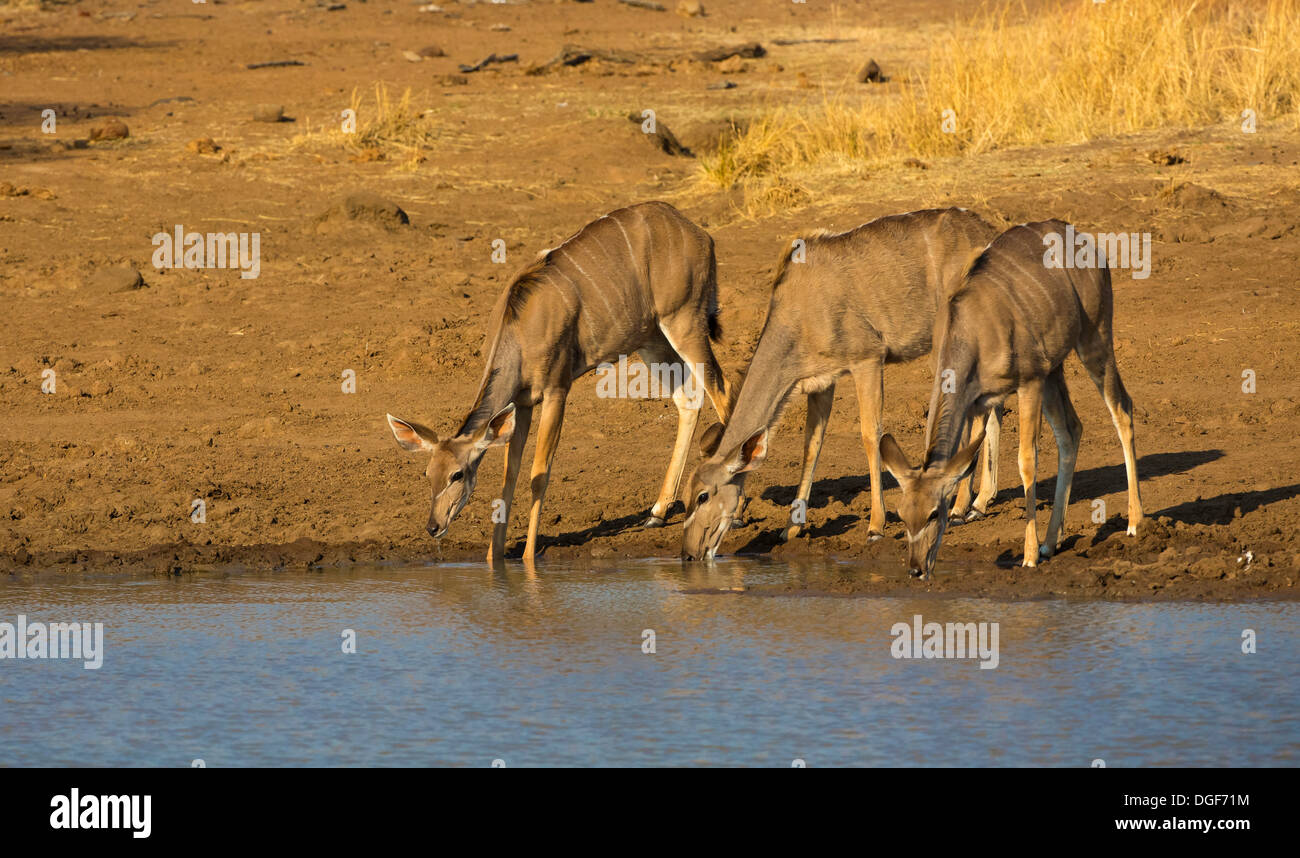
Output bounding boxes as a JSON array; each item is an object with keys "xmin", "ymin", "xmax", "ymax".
[{"xmin": 1, "ymin": 0, "xmax": 1298, "ymax": 601}]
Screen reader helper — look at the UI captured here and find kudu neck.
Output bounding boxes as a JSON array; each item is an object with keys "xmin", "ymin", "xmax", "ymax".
[
  {"xmin": 713, "ymin": 324, "xmax": 800, "ymax": 461},
  {"xmin": 457, "ymin": 325, "xmax": 525, "ymax": 438},
  {"xmin": 924, "ymin": 341, "xmax": 980, "ymax": 466}
]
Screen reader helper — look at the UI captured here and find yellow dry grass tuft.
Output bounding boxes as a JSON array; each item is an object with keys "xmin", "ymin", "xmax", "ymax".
[
  {"xmin": 291, "ymin": 84, "xmax": 439, "ymax": 170},
  {"xmin": 702, "ymin": 0, "xmax": 1300, "ymax": 193}
]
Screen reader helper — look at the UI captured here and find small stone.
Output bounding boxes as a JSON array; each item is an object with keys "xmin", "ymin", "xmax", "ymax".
[
  {"xmin": 402, "ymin": 50, "xmax": 424, "ymax": 63},
  {"xmin": 417, "ymin": 44, "xmax": 446, "ymax": 58},
  {"xmin": 677, "ymin": 0, "xmax": 704, "ymax": 16}
]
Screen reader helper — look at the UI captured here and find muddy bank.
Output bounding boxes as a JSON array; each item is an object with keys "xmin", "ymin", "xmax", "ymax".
[{"xmin": 2, "ymin": 0, "xmax": 1299, "ymax": 602}]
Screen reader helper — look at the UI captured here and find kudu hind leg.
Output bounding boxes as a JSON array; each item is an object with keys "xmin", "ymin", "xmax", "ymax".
[
  {"xmin": 972, "ymin": 405, "xmax": 1005, "ymax": 516},
  {"xmin": 659, "ymin": 319, "xmax": 733, "ymax": 426},
  {"xmin": 1039, "ymin": 371, "xmax": 1082, "ymax": 559},
  {"xmin": 783, "ymin": 384, "xmax": 834, "ymax": 542},
  {"xmin": 488, "ymin": 401, "xmax": 533, "ymax": 566},
  {"xmin": 1079, "ymin": 341, "xmax": 1143, "ymax": 535},
  {"xmin": 523, "ymin": 389, "xmax": 569, "ymax": 566}
]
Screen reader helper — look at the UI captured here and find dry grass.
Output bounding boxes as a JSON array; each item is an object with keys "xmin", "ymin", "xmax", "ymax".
[
  {"xmin": 291, "ymin": 84, "xmax": 439, "ymax": 170},
  {"xmin": 702, "ymin": 0, "xmax": 1300, "ymax": 194}
]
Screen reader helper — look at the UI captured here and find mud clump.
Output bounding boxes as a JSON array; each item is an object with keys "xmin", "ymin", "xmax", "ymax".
[
  {"xmin": 1159, "ymin": 181, "xmax": 1232, "ymax": 212},
  {"xmin": 309, "ymin": 192, "xmax": 411, "ymax": 233}
]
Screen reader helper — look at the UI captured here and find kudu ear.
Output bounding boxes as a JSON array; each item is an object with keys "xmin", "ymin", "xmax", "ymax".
[
  {"xmin": 387, "ymin": 414, "xmax": 438, "ymax": 453},
  {"xmin": 878, "ymin": 433, "xmax": 915, "ymax": 482},
  {"xmin": 724, "ymin": 428, "xmax": 768, "ymax": 475},
  {"xmin": 474, "ymin": 403, "xmax": 517, "ymax": 451},
  {"xmin": 698, "ymin": 422, "xmax": 725, "ymax": 458},
  {"xmin": 941, "ymin": 426, "xmax": 986, "ymax": 488}
]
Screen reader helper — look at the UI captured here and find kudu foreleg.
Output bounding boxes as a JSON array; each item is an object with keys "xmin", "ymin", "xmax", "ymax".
[
  {"xmin": 488, "ymin": 400, "xmax": 532, "ymax": 566},
  {"xmin": 523, "ymin": 389, "xmax": 568, "ymax": 567},
  {"xmin": 783, "ymin": 384, "xmax": 834, "ymax": 542}
]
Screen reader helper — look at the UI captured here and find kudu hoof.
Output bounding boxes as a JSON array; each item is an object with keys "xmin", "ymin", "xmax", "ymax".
[
  {"xmin": 781, "ymin": 525, "xmax": 803, "ymax": 542},
  {"xmin": 867, "ymin": 531, "xmax": 884, "ymax": 542},
  {"xmin": 641, "ymin": 515, "xmax": 666, "ymax": 529}
]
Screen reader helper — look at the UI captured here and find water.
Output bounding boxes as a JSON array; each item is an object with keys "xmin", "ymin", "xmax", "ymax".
[{"xmin": 0, "ymin": 558, "xmax": 1296, "ymax": 767}]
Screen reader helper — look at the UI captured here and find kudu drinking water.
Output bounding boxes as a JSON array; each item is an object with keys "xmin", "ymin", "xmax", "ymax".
[
  {"xmin": 387, "ymin": 201, "xmax": 734, "ymax": 565},
  {"xmin": 878, "ymin": 219, "xmax": 1143, "ymax": 577},
  {"xmin": 680, "ymin": 208, "xmax": 1005, "ymax": 562}
]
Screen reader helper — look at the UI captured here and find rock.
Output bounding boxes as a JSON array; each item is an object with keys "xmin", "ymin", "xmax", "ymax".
[
  {"xmin": 88, "ymin": 118, "xmax": 129, "ymax": 141},
  {"xmin": 185, "ymin": 137, "xmax": 221, "ymax": 155},
  {"xmin": 858, "ymin": 58, "xmax": 885, "ymax": 83},
  {"xmin": 310, "ymin": 192, "xmax": 411, "ymax": 233},
  {"xmin": 417, "ymin": 44, "xmax": 446, "ymax": 58},
  {"xmin": 677, "ymin": 0, "xmax": 704, "ymax": 16},
  {"xmin": 251, "ymin": 104, "xmax": 284, "ymax": 123},
  {"xmin": 86, "ymin": 264, "xmax": 145, "ymax": 294},
  {"xmin": 402, "ymin": 50, "xmax": 424, "ymax": 63}
]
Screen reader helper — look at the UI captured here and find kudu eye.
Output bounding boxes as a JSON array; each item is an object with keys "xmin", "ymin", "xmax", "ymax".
[
  {"xmin": 926, "ymin": 509, "xmax": 940, "ymax": 523},
  {"xmin": 448, "ymin": 470, "xmax": 464, "ymax": 484},
  {"xmin": 696, "ymin": 491, "xmax": 709, "ymax": 507}
]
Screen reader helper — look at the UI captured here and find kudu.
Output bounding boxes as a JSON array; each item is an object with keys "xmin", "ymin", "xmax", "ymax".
[
  {"xmin": 878, "ymin": 219, "xmax": 1143, "ymax": 577},
  {"xmin": 681, "ymin": 208, "xmax": 1005, "ymax": 562},
  {"xmin": 387, "ymin": 201, "xmax": 734, "ymax": 565}
]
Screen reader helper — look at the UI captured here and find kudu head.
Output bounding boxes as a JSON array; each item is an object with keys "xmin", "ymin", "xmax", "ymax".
[
  {"xmin": 385, "ymin": 404, "xmax": 516, "ymax": 539},
  {"xmin": 681, "ymin": 424, "xmax": 768, "ymax": 562},
  {"xmin": 878, "ymin": 427, "xmax": 984, "ymax": 578}
]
